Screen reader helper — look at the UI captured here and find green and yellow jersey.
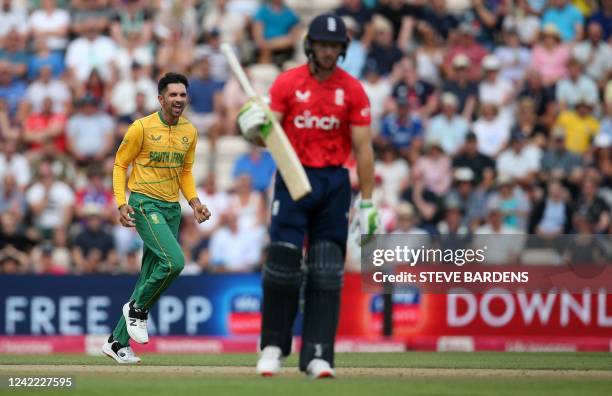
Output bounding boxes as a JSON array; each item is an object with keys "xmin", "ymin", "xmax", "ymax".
[{"xmin": 113, "ymin": 111, "xmax": 198, "ymax": 207}]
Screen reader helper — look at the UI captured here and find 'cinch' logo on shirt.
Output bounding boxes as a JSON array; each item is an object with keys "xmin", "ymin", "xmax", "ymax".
[{"xmin": 294, "ymin": 111, "xmax": 340, "ymax": 131}]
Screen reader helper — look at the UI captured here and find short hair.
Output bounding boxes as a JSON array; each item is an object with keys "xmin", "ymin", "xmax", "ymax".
[{"xmin": 158, "ymin": 72, "xmax": 189, "ymax": 94}]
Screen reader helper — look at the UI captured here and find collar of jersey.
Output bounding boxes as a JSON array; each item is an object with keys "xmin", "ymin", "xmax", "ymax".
[{"xmin": 157, "ymin": 111, "xmax": 178, "ymax": 126}]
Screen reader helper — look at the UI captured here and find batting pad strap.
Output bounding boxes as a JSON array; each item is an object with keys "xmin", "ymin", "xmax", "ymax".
[
  {"xmin": 263, "ymin": 242, "xmax": 303, "ymax": 290},
  {"xmin": 306, "ymin": 240, "xmax": 344, "ymax": 291}
]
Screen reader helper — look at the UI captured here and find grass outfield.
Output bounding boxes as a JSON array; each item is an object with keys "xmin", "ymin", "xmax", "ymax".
[{"xmin": 1, "ymin": 353, "xmax": 611, "ymax": 396}]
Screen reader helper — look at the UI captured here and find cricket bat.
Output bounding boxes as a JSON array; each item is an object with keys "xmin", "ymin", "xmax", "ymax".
[{"xmin": 221, "ymin": 43, "xmax": 312, "ymax": 201}]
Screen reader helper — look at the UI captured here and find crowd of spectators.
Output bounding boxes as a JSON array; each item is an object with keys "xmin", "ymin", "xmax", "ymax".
[{"xmin": 0, "ymin": 0, "xmax": 610, "ymax": 275}]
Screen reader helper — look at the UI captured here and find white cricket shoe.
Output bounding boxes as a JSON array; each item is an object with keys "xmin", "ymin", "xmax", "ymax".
[
  {"xmin": 102, "ymin": 341, "xmax": 141, "ymax": 364},
  {"xmin": 306, "ymin": 359, "xmax": 335, "ymax": 379},
  {"xmin": 256, "ymin": 346, "xmax": 283, "ymax": 376},
  {"xmin": 123, "ymin": 301, "xmax": 149, "ymax": 344}
]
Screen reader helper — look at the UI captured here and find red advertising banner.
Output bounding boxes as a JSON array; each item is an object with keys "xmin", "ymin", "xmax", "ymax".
[{"xmin": 338, "ymin": 274, "xmax": 612, "ymax": 350}]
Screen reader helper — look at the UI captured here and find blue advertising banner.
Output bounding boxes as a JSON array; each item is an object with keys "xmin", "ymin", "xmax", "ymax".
[{"xmin": 0, "ymin": 275, "xmax": 275, "ymax": 336}]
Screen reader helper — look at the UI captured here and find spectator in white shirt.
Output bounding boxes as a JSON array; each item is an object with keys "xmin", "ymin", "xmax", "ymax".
[
  {"xmin": 375, "ymin": 145, "xmax": 409, "ymax": 206},
  {"xmin": 0, "ymin": 0, "xmax": 27, "ymax": 39},
  {"xmin": 426, "ymin": 92, "xmax": 469, "ymax": 155},
  {"xmin": 573, "ymin": 22, "xmax": 612, "ymax": 87},
  {"xmin": 555, "ymin": 57, "xmax": 599, "ymax": 111},
  {"xmin": 361, "ymin": 60, "xmax": 391, "ymax": 136},
  {"xmin": 65, "ymin": 17, "xmax": 118, "ymax": 82},
  {"xmin": 66, "ymin": 95, "xmax": 115, "ymax": 165},
  {"xmin": 494, "ymin": 26, "xmax": 531, "ymax": 84},
  {"xmin": 473, "ymin": 102, "xmax": 512, "ymax": 158},
  {"xmin": 496, "ymin": 133, "xmax": 542, "ymax": 184},
  {"xmin": 25, "ymin": 65, "xmax": 71, "ymax": 114},
  {"xmin": 479, "ymin": 55, "xmax": 515, "ymax": 110},
  {"xmin": 0, "ymin": 137, "xmax": 30, "ymax": 190},
  {"xmin": 209, "ymin": 211, "xmax": 264, "ymax": 273},
  {"xmin": 28, "ymin": 0, "xmax": 70, "ymax": 51}
]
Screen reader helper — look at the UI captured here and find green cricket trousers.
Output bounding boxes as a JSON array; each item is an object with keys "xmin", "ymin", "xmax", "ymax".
[{"xmin": 112, "ymin": 192, "xmax": 184, "ymax": 346}]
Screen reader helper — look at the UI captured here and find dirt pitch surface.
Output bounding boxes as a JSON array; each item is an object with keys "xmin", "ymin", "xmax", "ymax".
[{"xmin": 1, "ymin": 365, "xmax": 611, "ymax": 379}]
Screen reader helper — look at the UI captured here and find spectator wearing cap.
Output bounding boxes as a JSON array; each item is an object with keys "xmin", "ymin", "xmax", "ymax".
[
  {"xmin": 391, "ymin": 202, "xmax": 428, "ymax": 235},
  {"xmin": 251, "ymin": 0, "xmax": 301, "ymax": 65},
  {"xmin": 540, "ymin": 128, "xmax": 583, "ymax": 180},
  {"xmin": 23, "ymin": 96, "xmax": 67, "ymax": 154},
  {"xmin": 335, "ymin": 0, "xmax": 374, "ymax": 47},
  {"xmin": 0, "ymin": 137, "xmax": 31, "ymax": 190},
  {"xmin": 530, "ymin": 24, "xmax": 571, "ymax": 86},
  {"xmin": 573, "ymin": 22, "xmax": 612, "ymax": 86},
  {"xmin": 375, "ymin": 145, "xmax": 410, "ymax": 206},
  {"xmin": 542, "ymin": 0, "xmax": 584, "ymax": 42},
  {"xmin": 366, "ymin": 15, "xmax": 404, "ymax": 77},
  {"xmin": 554, "ymin": 96, "xmax": 600, "ymax": 154},
  {"xmin": 442, "ymin": 54, "xmax": 478, "ymax": 119},
  {"xmin": 203, "ymin": 0, "xmax": 248, "ymax": 46},
  {"xmin": 391, "ymin": 58, "xmax": 437, "ymax": 118},
  {"xmin": 452, "ymin": 132, "xmax": 496, "ymax": 186},
  {"xmin": 28, "ymin": 0, "xmax": 71, "ymax": 52},
  {"xmin": 517, "ymin": 69, "xmax": 557, "ymax": 127},
  {"xmin": 65, "ymin": 16, "xmax": 118, "ymax": 82},
  {"xmin": 443, "ymin": 23, "xmax": 488, "ymax": 82},
  {"xmin": 472, "ymin": 102, "xmax": 512, "ymax": 158},
  {"xmin": 25, "ymin": 161, "xmax": 74, "ymax": 239},
  {"xmin": 378, "ymin": 93, "xmax": 423, "ymax": 159},
  {"xmin": 494, "ymin": 26, "xmax": 532, "ymax": 84},
  {"xmin": 361, "ymin": 59, "xmax": 392, "ymax": 135},
  {"xmin": 338, "ymin": 16, "xmax": 366, "ymax": 79},
  {"xmin": 72, "ymin": 203, "xmax": 117, "ymax": 274},
  {"xmin": 66, "ymin": 94, "xmax": 116, "ymax": 165},
  {"xmin": 528, "ymin": 179, "xmax": 573, "ymax": 235},
  {"xmin": 420, "ymin": 0, "xmax": 458, "ymax": 40},
  {"xmin": 479, "ymin": 55, "xmax": 515, "ymax": 109},
  {"xmin": 590, "ymin": 134, "xmax": 612, "ymax": 189},
  {"xmin": 437, "ymin": 195, "xmax": 471, "ymax": 238},
  {"xmin": 446, "ymin": 167, "xmax": 489, "ymax": 228},
  {"xmin": 496, "ymin": 132, "xmax": 542, "ymax": 184},
  {"xmin": 573, "ymin": 178, "xmax": 610, "ymax": 233},
  {"xmin": 556, "ymin": 58, "xmax": 599, "ymax": 111},
  {"xmin": 586, "ymin": 0, "xmax": 612, "ymax": 41},
  {"xmin": 426, "ymin": 93, "xmax": 469, "ymax": 155}
]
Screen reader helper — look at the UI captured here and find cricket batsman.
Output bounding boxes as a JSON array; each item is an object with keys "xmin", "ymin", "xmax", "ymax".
[
  {"xmin": 102, "ymin": 72, "xmax": 211, "ymax": 364},
  {"xmin": 238, "ymin": 14, "xmax": 381, "ymax": 378}
]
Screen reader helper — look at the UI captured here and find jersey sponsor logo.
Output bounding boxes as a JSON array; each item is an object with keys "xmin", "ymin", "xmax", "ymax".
[
  {"xmin": 149, "ymin": 151, "xmax": 185, "ymax": 164},
  {"xmin": 149, "ymin": 135, "xmax": 162, "ymax": 143},
  {"xmin": 181, "ymin": 136, "xmax": 190, "ymax": 149},
  {"xmin": 295, "ymin": 90, "xmax": 311, "ymax": 103},
  {"xmin": 293, "ymin": 111, "xmax": 340, "ymax": 131},
  {"xmin": 335, "ymin": 89, "xmax": 344, "ymax": 106},
  {"xmin": 150, "ymin": 213, "xmax": 160, "ymax": 224}
]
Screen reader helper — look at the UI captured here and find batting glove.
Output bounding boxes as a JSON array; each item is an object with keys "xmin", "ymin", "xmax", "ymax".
[
  {"xmin": 237, "ymin": 101, "xmax": 271, "ymax": 141},
  {"xmin": 351, "ymin": 198, "xmax": 382, "ymax": 245}
]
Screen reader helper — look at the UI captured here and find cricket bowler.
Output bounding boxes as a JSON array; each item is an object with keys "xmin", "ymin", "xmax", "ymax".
[
  {"xmin": 102, "ymin": 72, "xmax": 211, "ymax": 364},
  {"xmin": 238, "ymin": 14, "xmax": 381, "ymax": 378}
]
